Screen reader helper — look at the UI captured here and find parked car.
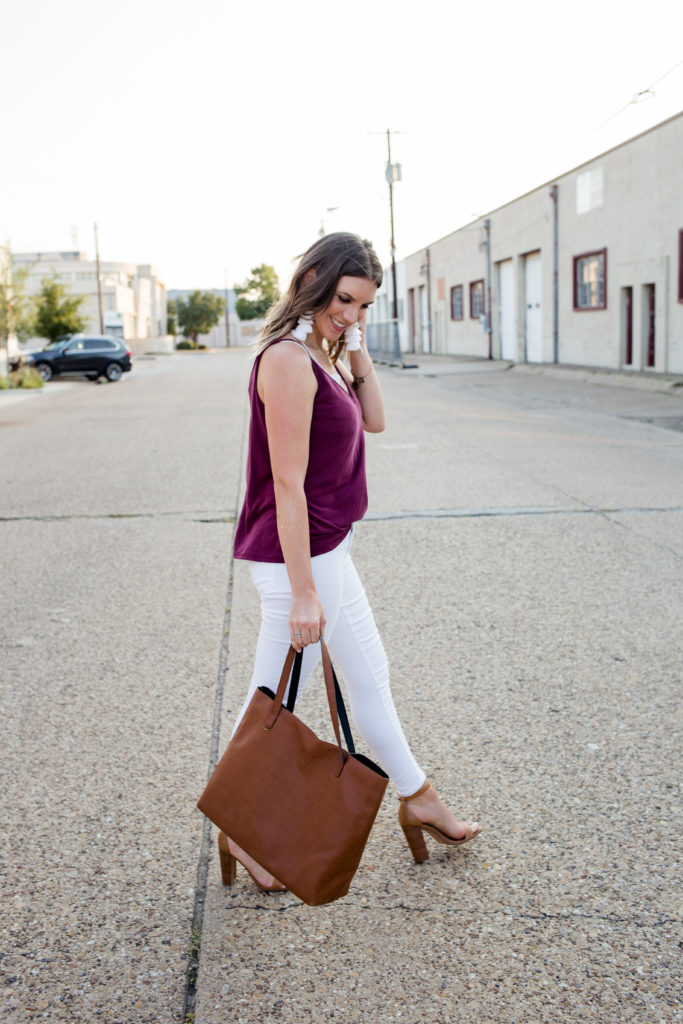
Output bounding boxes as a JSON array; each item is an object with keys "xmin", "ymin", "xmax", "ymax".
[{"xmin": 24, "ymin": 335, "xmax": 132, "ymax": 382}]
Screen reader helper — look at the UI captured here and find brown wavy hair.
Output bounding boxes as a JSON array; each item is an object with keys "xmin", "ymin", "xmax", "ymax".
[{"xmin": 255, "ymin": 233, "xmax": 383, "ymax": 364}]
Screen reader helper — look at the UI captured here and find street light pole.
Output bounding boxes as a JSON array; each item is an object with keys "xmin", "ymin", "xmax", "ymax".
[
  {"xmin": 224, "ymin": 267, "xmax": 231, "ymax": 348},
  {"xmin": 318, "ymin": 206, "xmax": 339, "ymax": 238},
  {"xmin": 93, "ymin": 222, "xmax": 104, "ymax": 334}
]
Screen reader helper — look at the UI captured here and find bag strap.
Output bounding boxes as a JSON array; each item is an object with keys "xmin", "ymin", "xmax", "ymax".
[
  {"xmin": 284, "ymin": 646, "xmax": 356, "ymax": 753},
  {"xmin": 265, "ymin": 640, "xmax": 356, "ymax": 764},
  {"xmin": 331, "ymin": 663, "xmax": 356, "ymax": 754},
  {"xmin": 285, "ymin": 650, "xmax": 303, "ymax": 712}
]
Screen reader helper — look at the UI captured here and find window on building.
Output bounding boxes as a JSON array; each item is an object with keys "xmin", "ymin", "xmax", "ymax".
[
  {"xmin": 678, "ymin": 229, "xmax": 683, "ymax": 303},
  {"xmin": 576, "ymin": 167, "xmax": 604, "ymax": 214},
  {"xmin": 450, "ymin": 285, "xmax": 464, "ymax": 320},
  {"xmin": 573, "ymin": 249, "xmax": 607, "ymax": 310},
  {"xmin": 470, "ymin": 280, "xmax": 484, "ymax": 319}
]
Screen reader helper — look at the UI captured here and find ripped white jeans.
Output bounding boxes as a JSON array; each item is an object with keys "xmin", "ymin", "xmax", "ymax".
[{"xmin": 233, "ymin": 529, "xmax": 426, "ymax": 797}]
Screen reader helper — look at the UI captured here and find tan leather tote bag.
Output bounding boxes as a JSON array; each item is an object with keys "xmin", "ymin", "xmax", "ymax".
[{"xmin": 197, "ymin": 640, "xmax": 389, "ymax": 906}]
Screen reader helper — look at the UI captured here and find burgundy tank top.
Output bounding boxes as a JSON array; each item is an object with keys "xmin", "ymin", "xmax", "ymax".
[{"xmin": 233, "ymin": 340, "xmax": 368, "ymax": 562}]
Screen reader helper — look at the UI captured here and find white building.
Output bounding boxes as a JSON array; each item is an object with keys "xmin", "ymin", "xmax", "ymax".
[
  {"xmin": 398, "ymin": 111, "xmax": 683, "ymax": 374},
  {"xmin": 13, "ymin": 251, "xmax": 171, "ymax": 354}
]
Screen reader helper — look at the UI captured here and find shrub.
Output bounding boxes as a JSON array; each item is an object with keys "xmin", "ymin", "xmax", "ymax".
[
  {"xmin": 10, "ymin": 366, "xmax": 44, "ymax": 389},
  {"xmin": 176, "ymin": 340, "xmax": 193, "ymax": 350}
]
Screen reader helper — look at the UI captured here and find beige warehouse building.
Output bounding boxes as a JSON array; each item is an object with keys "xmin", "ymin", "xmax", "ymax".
[{"xmin": 391, "ymin": 111, "xmax": 683, "ymax": 374}]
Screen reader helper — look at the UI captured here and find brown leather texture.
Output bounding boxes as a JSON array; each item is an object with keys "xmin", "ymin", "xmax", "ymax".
[{"xmin": 197, "ymin": 640, "xmax": 388, "ymax": 906}]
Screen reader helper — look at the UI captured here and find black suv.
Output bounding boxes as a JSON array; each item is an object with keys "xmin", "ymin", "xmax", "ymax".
[{"xmin": 26, "ymin": 335, "xmax": 132, "ymax": 382}]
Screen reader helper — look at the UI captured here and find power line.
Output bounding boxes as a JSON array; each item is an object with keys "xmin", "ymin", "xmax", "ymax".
[{"xmin": 571, "ymin": 57, "xmax": 683, "ymax": 147}]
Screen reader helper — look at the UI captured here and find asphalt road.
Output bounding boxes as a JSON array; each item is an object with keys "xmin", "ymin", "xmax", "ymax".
[{"xmin": 1, "ymin": 351, "xmax": 681, "ymax": 1024}]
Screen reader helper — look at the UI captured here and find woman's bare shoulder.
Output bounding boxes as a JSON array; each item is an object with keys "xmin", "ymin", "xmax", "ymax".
[
  {"xmin": 257, "ymin": 340, "xmax": 316, "ymax": 398},
  {"xmin": 260, "ymin": 339, "xmax": 309, "ymax": 365}
]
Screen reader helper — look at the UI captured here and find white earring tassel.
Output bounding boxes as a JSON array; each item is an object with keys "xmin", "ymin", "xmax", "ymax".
[{"xmin": 344, "ymin": 323, "xmax": 362, "ymax": 351}]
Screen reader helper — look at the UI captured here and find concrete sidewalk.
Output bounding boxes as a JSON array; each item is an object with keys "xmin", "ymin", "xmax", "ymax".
[{"xmin": 380, "ymin": 351, "xmax": 683, "ymax": 393}]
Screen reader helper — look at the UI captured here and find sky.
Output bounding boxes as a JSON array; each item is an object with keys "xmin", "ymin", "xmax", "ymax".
[{"xmin": 1, "ymin": 0, "xmax": 682, "ymax": 293}]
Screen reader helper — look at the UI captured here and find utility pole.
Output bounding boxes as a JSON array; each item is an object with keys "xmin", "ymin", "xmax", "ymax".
[
  {"xmin": 93, "ymin": 222, "xmax": 104, "ymax": 334},
  {"xmin": 385, "ymin": 129, "xmax": 400, "ymax": 321},
  {"xmin": 371, "ymin": 130, "xmax": 405, "ymax": 318},
  {"xmin": 484, "ymin": 218, "xmax": 493, "ymax": 359}
]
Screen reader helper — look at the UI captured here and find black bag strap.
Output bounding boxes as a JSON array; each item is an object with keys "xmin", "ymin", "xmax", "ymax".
[
  {"xmin": 285, "ymin": 646, "xmax": 356, "ymax": 754},
  {"xmin": 285, "ymin": 650, "xmax": 303, "ymax": 712},
  {"xmin": 331, "ymin": 662, "xmax": 356, "ymax": 754}
]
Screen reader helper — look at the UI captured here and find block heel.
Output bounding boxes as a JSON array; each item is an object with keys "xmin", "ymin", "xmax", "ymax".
[
  {"xmin": 398, "ymin": 780, "xmax": 480, "ymax": 864},
  {"xmin": 400, "ymin": 822, "xmax": 430, "ymax": 864},
  {"xmin": 216, "ymin": 831, "xmax": 286, "ymax": 893},
  {"xmin": 217, "ymin": 830, "xmax": 237, "ymax": 886}
]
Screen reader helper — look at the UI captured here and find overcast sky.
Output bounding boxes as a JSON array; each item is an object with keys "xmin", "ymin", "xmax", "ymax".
[{"xmin": 2, "ymin": 0, "xmax": 682, "ymax": 291}]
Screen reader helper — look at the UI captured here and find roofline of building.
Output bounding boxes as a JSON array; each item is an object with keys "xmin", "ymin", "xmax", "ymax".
[{"xmin": 403, "ymin": 107, "xmax": 683, "ymax": 260}]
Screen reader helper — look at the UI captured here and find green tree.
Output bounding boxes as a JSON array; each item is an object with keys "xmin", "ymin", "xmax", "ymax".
[
  {"xmin": 167, "ymin": 299, "xmax": 178, "ymax": 337},
  {"xmin": 175, "ymin": 291, "xmax": 225, "ymax": 346},
  {"xmin": 33, "ymin": 277, "xmax": 87, "ymax": 343},
  {"xmin": 0, "ymin": 246, "xmax": 33, "ymax": 382},
  {"xmin": 234, "ymin": 264, "xmax": 280, "ymax": 320}
]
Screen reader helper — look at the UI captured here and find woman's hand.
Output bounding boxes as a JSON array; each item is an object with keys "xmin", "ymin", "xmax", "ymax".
[
  {"xmin": 290, "ymin": 590, "xmax": 326, "ymax": 652},
  {"xmin": 346, "ymin": 310, "xmax": 386, "ymax": 434},
  {"xmin": 357, "ymin": 306, "xmax": 368, "ymax": 344}
]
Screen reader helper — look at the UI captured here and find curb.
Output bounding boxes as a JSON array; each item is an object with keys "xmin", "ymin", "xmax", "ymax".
[{"xmin": 378, "ymin": 353, "xmax": 683, "ymax": 394}]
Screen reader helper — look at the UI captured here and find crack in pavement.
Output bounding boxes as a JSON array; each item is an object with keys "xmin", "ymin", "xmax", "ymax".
[
  {"xmin": 364, "ymin": 504, "xmax": 683, "ymax": 522},
  {"xmin": 211, "ymin": 899, "xmax": 678, "ymax": 929},
  {"xmin": 2, "ymin": 504, "xmax": 681, "ymax": 526},
  {"xmin": 182, "ymin": 400, "xmax": 248, "ymax": 1023},
  {"xmin": 0, "ymin": 511, "xmax": 235, "ymax": 523}
]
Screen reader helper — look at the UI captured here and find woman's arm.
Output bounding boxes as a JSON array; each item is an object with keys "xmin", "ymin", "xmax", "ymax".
[
  {"xmin": 340, "ymin": 310, "xmax": 385, "ymax": 433},
  {"xmin": 258, "ymin": 343, "xmax": 325, "ymax": 651}
]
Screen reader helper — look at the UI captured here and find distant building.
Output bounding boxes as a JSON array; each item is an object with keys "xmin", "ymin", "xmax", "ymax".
[
  {"xmin": 13, "ymin": 251, "xmax": 170, "ymax": 353},
  {"xmin": 375, "ymin": 111, "xmax": 683, "ymax": 374}
]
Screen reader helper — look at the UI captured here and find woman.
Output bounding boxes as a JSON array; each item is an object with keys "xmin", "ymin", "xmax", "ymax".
[{"xmin": 220, "ymin": 232, "xmax": 480, "ymax": 892}]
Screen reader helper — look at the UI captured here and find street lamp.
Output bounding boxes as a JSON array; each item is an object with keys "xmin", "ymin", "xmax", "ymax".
[{"xmin": 318, "ymin": 207, "xmax": 339, "ymax": 238}]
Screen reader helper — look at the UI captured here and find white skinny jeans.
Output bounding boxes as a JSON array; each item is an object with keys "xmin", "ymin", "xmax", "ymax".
[{"xmin": 233, "ymin": 530, "xmax": 426, "ymax": 797}]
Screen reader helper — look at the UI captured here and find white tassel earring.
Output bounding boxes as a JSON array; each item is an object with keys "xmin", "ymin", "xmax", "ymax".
[
  {"xmin": 344, "ymin": 323, "xmax": 362, "ymax": 351},
  {"xmin": 291, "ymin": 313, "xmax": 314, "ymax": 342}
]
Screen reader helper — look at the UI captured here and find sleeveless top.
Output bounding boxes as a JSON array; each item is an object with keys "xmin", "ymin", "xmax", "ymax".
[{"xmin": 233, "ymin": 340, "xmax": 368, "ymax": 562}]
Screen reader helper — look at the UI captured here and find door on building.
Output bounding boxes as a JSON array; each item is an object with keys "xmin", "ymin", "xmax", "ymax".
[
  {"xmin": 643, "ymin": 284, "xmax": 655, "ymax": 368},
  {"xmin": 524, "ymin": 251, "xmax": 543, "ymax": 362},
  {"xmin": 621, "ymin": 287, "xmax": 633, "ymax": 366},
  {"xmin": 498, "ymin": 259, "xmax": 515, "ymax": 360}
]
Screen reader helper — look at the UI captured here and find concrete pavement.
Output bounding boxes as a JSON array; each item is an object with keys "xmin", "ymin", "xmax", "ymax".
[{"xmin": 1, "ymin": 351, "xmax": 681, "ymax": 1023}]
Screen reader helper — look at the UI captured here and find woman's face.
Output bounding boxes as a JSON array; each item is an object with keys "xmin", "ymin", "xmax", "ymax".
[{"xmin": 313, "ymin": 275, "xmax": 377, "ymax": 341}]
